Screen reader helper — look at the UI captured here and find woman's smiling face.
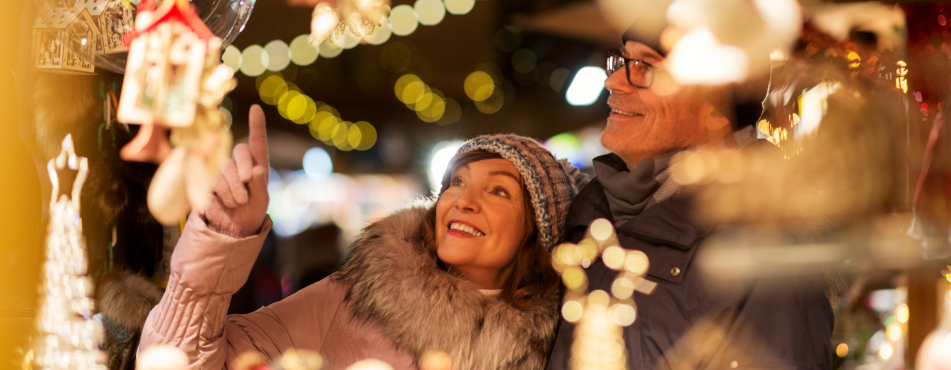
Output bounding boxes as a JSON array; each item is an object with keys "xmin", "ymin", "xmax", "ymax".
[{"xmin": 435, "ymin": 158, "xmax": 529, "ymax": 287}]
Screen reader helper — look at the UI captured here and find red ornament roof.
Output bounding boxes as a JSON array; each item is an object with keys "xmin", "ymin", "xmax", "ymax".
[{"xmin": 124, "ymin": 0, "xmax": 214, "ymax": 47}]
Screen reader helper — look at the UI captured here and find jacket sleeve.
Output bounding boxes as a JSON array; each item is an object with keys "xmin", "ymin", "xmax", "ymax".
[{"xmin": 137, "ymin": 212, "xmax": 289, "ymax": 370}]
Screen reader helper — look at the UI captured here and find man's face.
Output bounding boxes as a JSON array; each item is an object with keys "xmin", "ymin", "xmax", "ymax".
[{"xmin": 602, "ymin": 41, "xmax": 711, "ymax": 167}]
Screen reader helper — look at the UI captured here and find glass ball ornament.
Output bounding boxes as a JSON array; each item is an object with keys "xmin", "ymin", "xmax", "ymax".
[{"xmin": 32, "ymin": 0, "xmax": 255, "ymax": 74}]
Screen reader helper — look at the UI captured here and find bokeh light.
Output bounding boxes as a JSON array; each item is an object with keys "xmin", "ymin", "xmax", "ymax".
[
  {"xmin": 332, "ymin": 121, "xmax": 353, "ymax": 151},
  {"xmin": 219, "ymin": 107, "xmax": 233, "ymax": 129},
  {"xmin": 437, "ymin": 98, "xmax": 462, "ymax": 125},
  {"xmin": 336, "ymin": 27, "xmax": 362, "ymax": 49},
  {"xmin": 277, "ymin": 90, "xmax": 303, "ymax": 119},
  {"xmin": 474, "ymin": 88, "xmax": 503, "ymax": 114},
  {"xmin": 290, "ymin": 34, "xmax": 319, "ymax": 66},
  {"xmin": 544, "ymin": 132, "xmax": 583, "ymax": 168},
  {"xmin": 464, "ymin": 71, "xmax": 495, "ymax": 101},
  {"xmin": 417, "ymin": 93, "xmax": 446, "ymax": 122},
  {"xmin": 835, "ymin": 343, "xmax": 849, "ymax": 357},
  {"xmin": 428, "ymin": 141, "xmax": 464, "ymax": 190},
  {"xmin": 287, "ymin": 94, "xmax": 317, "ymax": 124},
  {"xmin": 319, "ymin": 38, "xmax": 343, "ymax": 58},
  {"xmin": 611, "ymin": 304, "xmax": 636, "ymax": 326},
  {"xmin": 879, "ymin": 343, "xmax": 893, "ymax": 360},
  {"xmin": 566, "ymin": 67, "xmax": 607, "ymax": 106},
  {"xmin": 896, "ymin": 305, "xmax": 909, "ymax": 323},
  {"xmin": 562, "ymin": 300, "xmax": 583, "ymax": 323},
  {"xmin": 240, "ymin": 45, "xmax": 269, "ymax": 77},
  {"xmin": 265, "ymin": 40, "xmax": 291, "ymax": 71},
  {"xmin": 258, "ymin": 74, "xmax": 288, "ymax": 105},
  {"xmin": 415, "ymin": 0, "xmax": 446, "ymax": 26},
  {"xmin": 364, "ymin": 17, "xmax": 393, "ymax": 45},
  {"xmin": 352, "ymin": 121, "xmax": 378, "ymax": 151},
  {"xmin": 380, "ymin": 42, "xmax": 413, "ymax": 73},
  {"xmin": 495, "ymin": 26, "xmax": 521, "ymax": 53},
  {"xmin": 222, "ymin": 45, "xmax": 242, "ymax": 71},
  {"xmin": 303, "ymin": 147, "xmax": 333, "ymax": 178},
  {"xmin": 887, "ymin": 324, "xmax": 902, "ymax": 341},
  {"xmin": 511, "ymin": 49, "xmax": 537, "ymax": 74},
  {"xmin": 389, "ymin": 5, "xmax": 419, "ymax": 36},
  {"xmin": 445, "ymin": 0, "xmax": 475, "ymax": 15},
  {"xmin": 611, "ymin": 276, "xmax": 634, "ymax": 300}
]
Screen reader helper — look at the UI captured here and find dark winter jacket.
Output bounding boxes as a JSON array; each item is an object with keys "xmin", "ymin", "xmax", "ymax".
[
  {"xmin": 139, "ymin": 206, "xmax": 561, "ymax": 370},
  {"xmin": 547, "ymin": 154, "xmax": 834, "ymax": 370}
]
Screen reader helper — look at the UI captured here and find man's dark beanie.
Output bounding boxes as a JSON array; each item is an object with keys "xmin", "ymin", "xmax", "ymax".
[{"xmin": 622, "ymin": 22, "xmax": 769, "ymax": 130}]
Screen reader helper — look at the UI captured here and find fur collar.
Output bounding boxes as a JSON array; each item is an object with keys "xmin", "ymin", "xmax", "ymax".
[
  {"xmin": 336, "ymin": 206, "xmax": 561, "ymax": 370},
  {"xmin": 96, "ymin": 269, "xmax": 164, "ymax": 330}
]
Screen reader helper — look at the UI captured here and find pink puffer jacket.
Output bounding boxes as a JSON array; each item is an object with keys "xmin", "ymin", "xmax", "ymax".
[{"xmin": 136, "ymin": 213, "xmax": 413, "ymax": 370}]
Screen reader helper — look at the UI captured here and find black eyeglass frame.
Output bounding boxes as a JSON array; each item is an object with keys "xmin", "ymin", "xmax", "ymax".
[{"xmin": 606, "ymin": 51, "xmax": 655, "ymax": 88}]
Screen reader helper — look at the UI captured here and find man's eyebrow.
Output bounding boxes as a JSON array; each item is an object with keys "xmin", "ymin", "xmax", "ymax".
[{"xmin": 488, "ymin": 170, "xmax": 521, "ymax": 183}]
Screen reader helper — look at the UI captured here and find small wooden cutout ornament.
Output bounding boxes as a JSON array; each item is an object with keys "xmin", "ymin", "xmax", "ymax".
[{"xmin": 33, "ymin": 3, "xmax": 101, "ymax": 74}]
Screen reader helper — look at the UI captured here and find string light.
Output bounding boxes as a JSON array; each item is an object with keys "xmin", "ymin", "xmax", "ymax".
[
  {"xmin": 553, "ymin": 219, "xmax": 654, "ymax": 370},
  {"xmin": 253, "ymin": 72, "xmax": 378, "ymax": 151}
]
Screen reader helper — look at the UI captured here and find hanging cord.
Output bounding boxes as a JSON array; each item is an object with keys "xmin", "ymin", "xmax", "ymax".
[{"xmin": 912, "ymin": 109, "xmax": 945, "ymax": 209}]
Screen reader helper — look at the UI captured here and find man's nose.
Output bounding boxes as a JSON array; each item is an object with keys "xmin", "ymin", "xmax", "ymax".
[{"xmin": 605, "ymin": 66, "xmax": 636, "ymax": 94}]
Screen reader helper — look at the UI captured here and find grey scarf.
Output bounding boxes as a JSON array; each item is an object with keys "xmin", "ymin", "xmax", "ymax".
[{"xmin": 595, "ymin": 126, "xmax": 758, "ymax": 225}]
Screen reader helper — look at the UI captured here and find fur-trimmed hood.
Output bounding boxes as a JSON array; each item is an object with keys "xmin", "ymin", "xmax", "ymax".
[{"xmin": 336, "ymin": 206, "xmax": 561, "ymax": 370}]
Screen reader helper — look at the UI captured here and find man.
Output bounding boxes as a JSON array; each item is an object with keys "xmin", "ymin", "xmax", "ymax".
[{"xmin": 546, "ymin": 24, "xmax": 834, "ymax": 370}]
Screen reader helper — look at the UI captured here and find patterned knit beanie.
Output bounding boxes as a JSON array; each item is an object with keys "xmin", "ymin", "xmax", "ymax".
[{"xmin": 447, "ymin": 134, "xmax": 590, "ymax": 251}]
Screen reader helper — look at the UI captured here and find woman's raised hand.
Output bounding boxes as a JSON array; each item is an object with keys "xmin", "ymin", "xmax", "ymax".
[{"xmin": 203, "ymin": 105, "xmax": 271, "ymax": 238}]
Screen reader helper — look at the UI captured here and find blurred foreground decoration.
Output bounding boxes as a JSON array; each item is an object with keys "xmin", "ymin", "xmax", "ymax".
[
  {"xmin": 657, "ymin": 3, "xmax": 951, "ymax": 368},
  {"xmin": 552, "ymin": 219, "xmax": 652, "ymax": 370},
  {"xmin": 308, "ymin": 0, "xmax": 391, "ymax": 47},
  {"xmin": 117, "ymin": 0, "xmax": 236, "ymax": 225},
  {"xmin": 24, "ymin": 135, "xmax": 106, "ymax": 370},
  {"xmin": 914, "ymin": 279, "xmax": 950, "ymax": 370},
  {"xmin": 136, "ymin": 345, "xmax": 188, "ymax": 370}
]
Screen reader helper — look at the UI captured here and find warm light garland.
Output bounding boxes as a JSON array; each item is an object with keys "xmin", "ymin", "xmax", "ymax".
[{"xmin": 552, "ymin": 219, "xmax": 656, "ymax": 370}]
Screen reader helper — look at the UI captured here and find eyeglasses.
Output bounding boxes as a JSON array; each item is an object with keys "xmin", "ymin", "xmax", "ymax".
[{"xmin": 606, "ymin": 51, "xmax": 655, "ymax": 88}]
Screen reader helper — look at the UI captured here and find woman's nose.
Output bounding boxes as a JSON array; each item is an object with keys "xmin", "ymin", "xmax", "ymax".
[{"xmin": 455, "ymin": 188, "xmax": 481, "ymax": 213}]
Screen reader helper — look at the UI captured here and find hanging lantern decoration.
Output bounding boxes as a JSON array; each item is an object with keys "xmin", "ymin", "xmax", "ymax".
[
  {"xmin": 80, "ymin": 0, "xmax": 136, "ymax": 55},
  {"xmin": 33, "ymin": 2, "xmax": 101, "ymax": 74},
  {"xmin": 117, "ymin": 0, "xmax": 236, "ymax": 225}
]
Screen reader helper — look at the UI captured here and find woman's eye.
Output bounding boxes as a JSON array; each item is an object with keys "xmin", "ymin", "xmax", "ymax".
[
  {"xmin": 450, "ymin": 177, "xmax": 464, "ymax": 186},
  {"xmin": 492, "ymin": 187, "xmax": 509, "ymax": 197}
]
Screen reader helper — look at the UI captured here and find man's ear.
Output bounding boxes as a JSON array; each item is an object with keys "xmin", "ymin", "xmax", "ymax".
[
  {"xmin": 702, "ymin": 102, "xmax": 732, "ymax": 132},
  {"xmin": 698, "ymin": 86, "xmax": 734, "ymax": 132}
]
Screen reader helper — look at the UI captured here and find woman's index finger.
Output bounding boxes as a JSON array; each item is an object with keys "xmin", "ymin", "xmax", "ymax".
[{"xmin": 248, "ymin": 104, "xmax": 269, "ymax": 165}]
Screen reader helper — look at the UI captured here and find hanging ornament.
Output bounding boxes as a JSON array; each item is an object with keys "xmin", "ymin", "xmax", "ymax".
[
  {"xmin": 308, "ymin": 0, "xmax": 391, "ymax": 46},
  {"xmin": 23, "ymin": 135, "xmax": 107, "ymax": 370},
  {"xmin": 117, "ymin": 0, "xmax": 236, "ymax": 225},
  {"xmin": 33, "ymin": 1, "xmax": 102, "ymax": 74},
  {"xmin": 83, "ymin": 0, "xmax": 137, "ymax": 55}
]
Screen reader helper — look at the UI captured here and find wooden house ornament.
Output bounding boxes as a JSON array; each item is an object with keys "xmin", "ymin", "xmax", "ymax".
[
  {"xmin": 118, "ymin": 0, "xmax": 216, "ymax": 127},
  {"xmin": 33, "ymin": 4, "xmax": 101, "ymax": 74},
  {"xmin": 80, "ymin": 0, "xmax": 136, "ymax": 54}
]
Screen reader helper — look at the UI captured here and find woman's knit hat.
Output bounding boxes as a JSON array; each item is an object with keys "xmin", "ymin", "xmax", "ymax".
[{"xmin": 446, "ymin": 134, "xmax": 590, "ymax": 251}]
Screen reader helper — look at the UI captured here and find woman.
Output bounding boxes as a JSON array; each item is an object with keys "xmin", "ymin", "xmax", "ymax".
[{"xmin": 137, "ymin": 106, "xmax": 588, "ymax": 370}]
